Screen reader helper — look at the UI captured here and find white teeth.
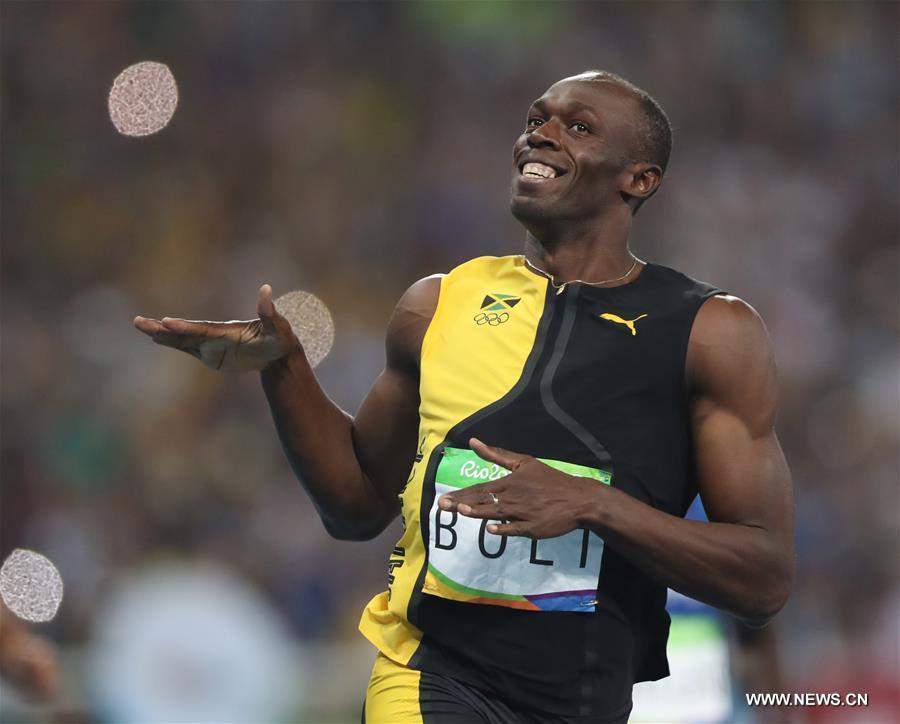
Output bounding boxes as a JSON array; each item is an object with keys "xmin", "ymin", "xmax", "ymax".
[{"xmin": 522, "ymin": 162, "xmax": 557, "ymax": 179}]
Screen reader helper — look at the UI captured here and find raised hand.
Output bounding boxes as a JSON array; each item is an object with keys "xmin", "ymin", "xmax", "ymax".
[
  {"xmin": 437, "ymin": 438, "xmax": 605, "ymax": 539},
  {"xmin": 133, "ymin": 284, "xmax": 301, "ymax": 372}
]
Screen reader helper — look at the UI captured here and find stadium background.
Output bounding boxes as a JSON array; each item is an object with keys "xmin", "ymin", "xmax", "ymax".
[{"xmin": 1, "ymin": 2, "xmax": 897, "ymax": 721}]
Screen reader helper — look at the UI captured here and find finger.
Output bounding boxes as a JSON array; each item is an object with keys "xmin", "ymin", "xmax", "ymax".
[
  {"xmin": 160, "ymin": 317, "xmax": 217, "ymax": 336},
  {"xmin": 136, "ymin": 316, "xmax": 224, "ymax": 340},
  {"xmin": 460, "ymin": 485, "xmax": 511, "ymax": 516},
  {"xmin": 133, "ymin": 316, "xmax": 165, "ymax": 336},
  {"xmin": 456, "ymin": 502, "xmax": 521, "ymax": 520},
  {"xmin": 257, "ymin": 284, "xmax": 276, "ymax": 320},
  {"xmin": 438, "ymin": 483, "xmax": 505, "ymax": 512},
  {"xmin": 138, "ymin": 318, "xmax": 230, "ymax": 350},
  {"xmin": 257, "ymin": 284, "xmax": 296, "ymax": 341},
  {"xmin": 438, "ymin": 493, "xmax": 460, "ymax": 512},
  {"xmin": 469, "ymin": 437, "xmax": 530, "ymax": 471},
  {"xmin": 162, "ymin": 318, "xmax": 250, "ymax": 341},
  {"xmin": 486, "ymin": 521, "xmax": 529, "ymax": 537}
]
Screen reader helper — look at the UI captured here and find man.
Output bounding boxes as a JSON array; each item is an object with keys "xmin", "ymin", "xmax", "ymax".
[{"xmin": 134, "ymin": 71, "xmax": 794, "ymax": 723}]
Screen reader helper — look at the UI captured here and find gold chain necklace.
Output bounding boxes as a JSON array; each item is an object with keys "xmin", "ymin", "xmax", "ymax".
[{"xmin": 523, "ymin": 254, "xmax": 641, "ymax": 295}]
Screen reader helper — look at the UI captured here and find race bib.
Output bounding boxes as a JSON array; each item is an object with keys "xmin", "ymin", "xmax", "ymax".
[{"xmin": 422, "ymin": 447, "xmax": 611, "ymax": 613}]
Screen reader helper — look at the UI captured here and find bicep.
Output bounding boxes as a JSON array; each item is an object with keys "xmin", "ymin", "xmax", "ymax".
[{"xmin": 689, "ymin": 296, "xmax": 793, "ymax": 545}]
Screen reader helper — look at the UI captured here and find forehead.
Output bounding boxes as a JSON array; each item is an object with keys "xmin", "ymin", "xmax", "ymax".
[{"xmin": 530, "ymin": 79, "xmax": 640, "ymax": 126}]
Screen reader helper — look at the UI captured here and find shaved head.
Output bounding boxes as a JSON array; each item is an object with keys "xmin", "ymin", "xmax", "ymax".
[{"xmin": 563, "ymin": 70, "xmax": 672, "ymax": 175}]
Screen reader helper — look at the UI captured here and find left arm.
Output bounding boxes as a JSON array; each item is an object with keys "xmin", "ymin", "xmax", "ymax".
[{"xmin": 439, "ymin": 295, "xmax": 794, "ymax": 626}]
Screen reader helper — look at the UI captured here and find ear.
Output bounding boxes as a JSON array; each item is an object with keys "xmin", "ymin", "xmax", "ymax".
[{"xmin": 620, "ymin": 163, "xmax": 662, "ymax": 203}]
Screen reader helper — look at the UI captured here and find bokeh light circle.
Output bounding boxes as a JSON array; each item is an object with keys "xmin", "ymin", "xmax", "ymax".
[
  {"xmin": 108, "ymin": 61, "xmax": 178, "ymax": 137},
  {"xmin": 0, "ymin": 549, "xmax": 64, "ymax": 623},
  {"xmin": 273, "ymin": 291, "xmax": 334, "ymax": 369}
]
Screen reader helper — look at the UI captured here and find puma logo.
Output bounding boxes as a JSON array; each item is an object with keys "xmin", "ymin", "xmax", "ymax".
[{"xmin": 599, "ymin": 313, "xmax": 648, "ymax": 336}]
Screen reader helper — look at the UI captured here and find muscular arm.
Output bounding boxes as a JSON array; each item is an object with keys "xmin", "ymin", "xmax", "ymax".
[
  {"xmin": 583, "ymin": 295, "xmax": 795, "ymax": 624},
  {"xmin": 260, "ymin": 276, "xmax": 440, "ymax": 541}
]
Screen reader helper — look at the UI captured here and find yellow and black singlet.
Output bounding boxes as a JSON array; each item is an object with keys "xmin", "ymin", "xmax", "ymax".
[{"xmin": 359, "ymin": 254, "xmax": 720, "ymax": 717}]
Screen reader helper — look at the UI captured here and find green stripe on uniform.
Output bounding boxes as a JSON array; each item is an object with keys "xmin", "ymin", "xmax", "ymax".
[{"xmin": 436, "ymin": 447, "xmax": 611, "ymax": 489}]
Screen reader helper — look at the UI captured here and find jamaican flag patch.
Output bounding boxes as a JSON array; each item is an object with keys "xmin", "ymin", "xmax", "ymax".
[{"xmin": 480, "ymin": 293, "xmax": 521, "ymax": 311}]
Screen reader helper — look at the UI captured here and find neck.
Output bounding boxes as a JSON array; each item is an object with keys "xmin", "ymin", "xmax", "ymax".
[{"xmin": 521, "ymin": 212, "xmax": 638, "ymax": 286}]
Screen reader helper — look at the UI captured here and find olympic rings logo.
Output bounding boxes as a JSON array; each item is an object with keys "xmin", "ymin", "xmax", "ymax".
[{"xmin": 474, "ymin": 311, "xmax": 510, "ymax": 326}]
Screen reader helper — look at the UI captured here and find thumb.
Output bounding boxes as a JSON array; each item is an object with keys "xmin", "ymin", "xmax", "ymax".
[
  {"xmin": 257, "ymin": 284, "xmax": 277, "ymax": 320},
  {"xmin": 469, "ymin": 438, "xmax": 530, "ymax": 471},
  {"xmin": 257, "ymin": 284, "xmax": 299, "ymax": 346},
  {"xmin": 258, "ymin": 283, "xmax": 292, "ymax": 333}
]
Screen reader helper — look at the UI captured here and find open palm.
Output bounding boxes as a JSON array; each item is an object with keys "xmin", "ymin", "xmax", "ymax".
[{"xmin": 133, "ymin": 284, "xmax": 299, "ymax": 372}]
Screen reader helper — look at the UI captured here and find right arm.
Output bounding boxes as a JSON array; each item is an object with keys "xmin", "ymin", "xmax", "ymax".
[
  {"xmin": 134, "ymin": 277, "xmax": 441, "ymax": 541},
  {"xmin": 260, "ymin": 276, "xmax": 440, "ymax": 540}
]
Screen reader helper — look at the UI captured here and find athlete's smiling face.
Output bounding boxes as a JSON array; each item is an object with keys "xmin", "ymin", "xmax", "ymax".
[{"xmin": 510, "ymin": 78, "xmax": 654, "ymax": 226}]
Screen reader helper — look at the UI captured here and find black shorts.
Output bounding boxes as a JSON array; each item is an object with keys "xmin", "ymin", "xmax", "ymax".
[{"xmin": 363, "ymin": 653, "xmax": 632, "ymax": 724}]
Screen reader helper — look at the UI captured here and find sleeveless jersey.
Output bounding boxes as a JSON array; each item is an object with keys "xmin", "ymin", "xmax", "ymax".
[{"xmin": 359, "ymin": 254, "xmax": 721, "ymax": 717}]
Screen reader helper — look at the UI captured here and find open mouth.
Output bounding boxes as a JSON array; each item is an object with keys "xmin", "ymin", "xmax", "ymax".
[{"xmin": 518, "ymin": 161, "xmax": 567, "ymax": 181}]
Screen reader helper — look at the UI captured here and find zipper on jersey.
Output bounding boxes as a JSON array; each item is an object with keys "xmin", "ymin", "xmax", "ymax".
[
  {"xmin": 544, "ymin": 283, "xmax": 605, "ymax": 713},
  {"xmin": 540, "ymin": 284, "xmax": 614, "ymax": 470}
]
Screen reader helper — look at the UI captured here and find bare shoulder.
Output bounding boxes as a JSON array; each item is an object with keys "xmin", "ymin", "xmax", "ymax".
[
  {"xmin": 385, "ymin": 274, "xmax": 444, "ymax": 373},
  {"xmin": 689, "ymin": 294, "xmax": 770, "ymax": 353},
  {"xmin": 687, "ymin": 294, "xmax": 777, "ymax": 432},
  {"xmin": 395, "ymin": 274, "xmax": 443, "ymax": 317}
]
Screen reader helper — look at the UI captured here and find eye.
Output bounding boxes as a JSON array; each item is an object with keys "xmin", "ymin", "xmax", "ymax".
[
  {"xmin": 571, "ymin": 122, "xmax": 590, "ymax": 134},
  {"xmin": 526, "ymin": 117, "xmax": 544, "ymax": 130}
]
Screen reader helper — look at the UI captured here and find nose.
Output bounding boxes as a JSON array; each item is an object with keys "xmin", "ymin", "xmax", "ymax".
[{"xmin": 527, "ymin": 119, "xmax": 562, "ymax": 150}]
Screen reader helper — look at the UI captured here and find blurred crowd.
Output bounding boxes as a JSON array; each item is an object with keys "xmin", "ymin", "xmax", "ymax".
[{"xmin": 2, "ymin": 2, "xmax": 897, "ymax": 721}]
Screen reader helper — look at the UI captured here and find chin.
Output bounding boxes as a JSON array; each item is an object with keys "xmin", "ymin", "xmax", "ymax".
[{"xmin": 510, "ymin": 193, "xmax": 561, "ymax": 226}]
